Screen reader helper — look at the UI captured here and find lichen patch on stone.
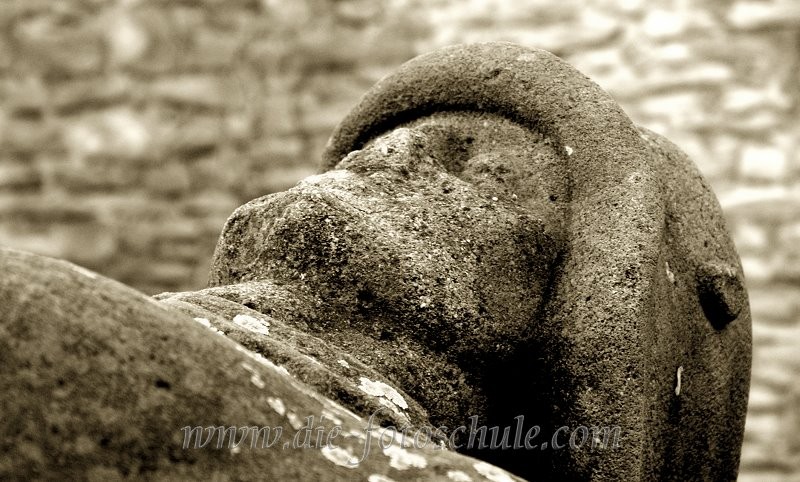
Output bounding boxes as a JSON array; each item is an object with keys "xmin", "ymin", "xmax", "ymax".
[
  {"xmin": 193, "ymin": 317, "xmax": 224, "ymax": 335},
  {"xmin": 665, "ymin": 261, "xmax": 676, "ymax": 285},
  {"xmin": 382, "ymin": 445, "xmax": 427, "ymax": 470},
  {"xmin": 321, "ymin": 408, "xmax": 343, "ymax": 426},
  {"xmin": 266, "ymin": 397, "xmax": 286, "ymax": 416},
  {"xmin": 300, "ymin": 169, "xmax": 353, "ymax": 186},
  {"xmin": 515, "ymin": 52, "xmax": 539, "ymax": 62},
  {"xmin": 320, "ymin": 445, "xmax": 359, "ymax": 468},
  {"xmin": 69, "ymin": 263, "xmax": 98, "ymax": 279},
  {"xmin": 241, "ymin": 362, "xmax": 266, "ymax": 389},
  {"xmin": 193, "ymin": 317, "xmax": 211, "ymax": 327},
  {"xmin": 346, "ymin": 428, "xmax": 366, "ymax": 440},
  {"xmin": 286, "ymin": 412, "xmax": 304, "ymax": 430},
  {"xmin": 373, "ymin": 427, "xmax": 406, "ymax": 448},
  {"xmin": 376, "ymin": 398, "xmax": 411, "ymax": 425},
  {"xmin": 473, "ymin": 461, "xmax": 515, "ymax": 482},
  {"xmin": 447, "ymin": 470, "xmax": 474, "ymax": 482},
  {"xmin": 357, "ymin": 377, "xmax": 408, "ymax": 410},
  {"xmin": 232, "ymin": 313, "xmax": 270, "ymax": 336},
  {"xmin": 368, "ymin": 474, "xmax": 397, "ymax": 482},
  {"xmin": 233, "ymin": 345, "xmax": 289, "ymax": 377}
]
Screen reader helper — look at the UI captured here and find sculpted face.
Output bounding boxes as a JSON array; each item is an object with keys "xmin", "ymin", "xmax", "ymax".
[
  {"xmin": 209, "ymin": 113, "xmax": 570, "ymax": 450},
  {"xmin": 210, "ymin": 43, "xmax": 751, "ymax": 480},
  {"xmin": 0, "ymin": 43, "xmax": 751, "ymax": 482},
  {"xmin": 214, "ymin": 112, "xmax": 566, "ymax": 361}
]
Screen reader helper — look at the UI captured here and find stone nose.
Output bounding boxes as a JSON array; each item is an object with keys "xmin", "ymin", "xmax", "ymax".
[{"xmin": 334, "ymin": 127, "xmax": 446, "ymax": 178}]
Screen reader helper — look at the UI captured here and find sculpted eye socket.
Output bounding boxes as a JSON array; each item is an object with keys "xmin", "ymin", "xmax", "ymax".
[{"xmin": 389, "ymin": 112, "xmax": 569, "ymax": 218}]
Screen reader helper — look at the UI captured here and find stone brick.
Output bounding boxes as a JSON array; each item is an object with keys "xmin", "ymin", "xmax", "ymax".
[
  {"xmin": 0, "ymin": 225, "xmax": 67, "ymax": 260},
  {"xmin": 50, "ymin": 75, "xmax": 133, "ymax": 114},
  {"xmin": 444, "ymin": 8, "xmax": 621, "ymax": 56},
  {"xmin": 649, "ymin": 42, "xmax": 693, "ymax": 65},
  {"xmin": 732, "ymin": 222, "xmax": 770, "ymax": 254},
  {"xmin": 116, "ymin": 222, "xmax": 167, "ymax": 253},
  {"xmin": 114, "ymin": 254, "xmax": 193, "ymax": 294},
  {"xmin": 738, "ymin": 470, "xmax": 788, "ymax": 482},
  {"xmin": 639, "ymin": 89, "xmax": 703, "ymax": 122},
  {"xmin": 261, "ymin": 91, "xmax": 299, "ymax": 135},
  {"xmin": 567, "ymin": 47, "xmax": 627, "ymax": 83},
  {"xmin": 728, "ymin": 110, "xmax": 782, "ymax": 132},
  {"xmin": 298, "ymin": 74, "xmax": 371, "ymax": 133},
  {"xmin": 739, "ymin": 144, "xmax": 788, "ymax": 182},
  {"xmin": 707, "ymin": 134, "xmax": 741, "ymax": 177},
  {"xmin": 0, "ymin": 31, "xmax": 12, "ymax": 70},
  {"xmin": 723, "ymin": 84, "xmax": 793, "ymax": 114},
  {"xmin": 666, "ymin": 131, "xmax": 734, "ymax": 181},
  {"xmin": 55, "ymin": 222, "xmax": 118, "ymax": 266},
  {"xmin": 743, "ymin": 410, "xmax": 783, "ymax": 446},
  {"xmin": 126, "ymin": 7, "xmax": 188, "ymax": 74},
  {"xmin": 223, "ymin": 112, "xmax": 254, "ymax": 143},
  {"xmin": 752, "ymin": 323, "xmax": 800, "ymax": 350},
  {"xmin": 149, "ymin": 75, "xmax": 228, "ymax": 111},
  {"xmin": 2, "ymin": 119, "xmax": 60, "ymax": 154},
  {"xmin": 143, "ymin": 163, "xmax": 191, "ymax": 197},
  {"xmin": 51, "ymin": 162, "xmax": 140, "ymax": 193},
  {"xmin": 249, "ymin": 136, "xmax": 305, "ymax": 166},
  {"xmin": 752, "ymin": 349, "xmax": 800, "ymax": 387},
  {"xmin": 13, "ymin": 13, "xmax": 105, "ymax": 76},
  {"xmin": 160, "ymin": 115, "xmax": 223, "ymax": 159},
  {"xmin": 618, "ymin": 63, "xmax": 734, "ymax": 100},
  {"xmin": 0, "ymin": 216, "xmax": 115, "ymax": 266},
  {"xmin": 739, "ymin": 255, "xmax": 775, "ymax": 284},
  {"xmin": 103, "ymin": 10, "xmax": 149, "ymax": 67},
  {"xmin": 777, "ymin": 221, "xmax": 800, "ymax": 255},
  {"xmin": 775, "ymin": 254, "xmax": 800, "ymax": 284},
  {"xmin": 180, "ymin": 193, "xmax": 240, "ymax": 219},
  {"xmin": 137, "ymin": 260, "xmax": 194, "ymax": 285},
  {"xmin": 242, "ymin": 37, "xmax": 287, "ymax": 73},
  {"xmin": 0, "ymin": 158, "xmax": 42, "ymax": 191},
  {"xmin": 186, "ymin": 27, "xmax": 243, "ymax": 69},
  {"xmin": 721, "ymin": 188, "xmax": 800, "ymax": 223},
  {"xmin": 251, "ymin": 165, "xmax": 317, "ymax": 195},
  {"xmin": 2, "ymin": 76, "xmax": 48, "ymax": 117},
  {"xmin": 728, "ymin": 1, "xmax": 800, "ymax": 31},
  {"xmin": 291, "ymin": 27, "xmax": 373, "ymax": 71},
  {"xmin": 641, "ymin": 9, "xmax": 686, "ymax": 39},
  {"xmin": 154, "ymin": 239, "xmax": 201, "ymax": 262},
  {"xmin": 0, "ymin": 199, "xmax": 95, "ymax": 224},
  {"xmin": 158, "ymin": 218, "xmax": 203, "ymax": 242},
  {"xmin": 333, "ymin": 0, "xmax": 383, "ymax": 24},
  {"xmin": 183, "ymin": 156, "xmax": 239, "ymax": 192},
  {"xmin": 748, "ymin": 286, "xmax": 800, "ymax": 323},
  {"xmin": 62, "ymin": 108, "xmax": 152, "ymax": 161}
]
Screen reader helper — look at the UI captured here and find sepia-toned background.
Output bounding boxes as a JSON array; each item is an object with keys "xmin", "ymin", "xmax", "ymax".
[{"xmin": 0, "ymin": 0, "xmax": 798, "ymax": 479}]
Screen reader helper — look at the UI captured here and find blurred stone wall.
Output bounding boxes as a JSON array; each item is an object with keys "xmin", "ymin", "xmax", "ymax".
[{"xmin": 0, "ymin": 0, "xmax": 798, "ymax": 479}]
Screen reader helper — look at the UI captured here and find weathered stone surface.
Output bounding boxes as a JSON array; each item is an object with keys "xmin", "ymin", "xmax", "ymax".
[
  {"xmin": 0, "ymin": 1, "xmax": 796, "ymax": 478},
  {"xmin": 315, "ymin": 42, "xmax": 751, "ymax": 480},
  {"xmin": 0, "ymin": 248, "xmax": 522, "ymax": 482},
  {"xmin": 0, "ymin": 42, "xmax": 751, "ymax": 481}
]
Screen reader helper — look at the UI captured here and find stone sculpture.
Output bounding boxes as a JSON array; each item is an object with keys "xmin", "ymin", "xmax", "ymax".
[{"xmin": 0, "ymin": 42, "xmax": 751, "ymax": 481}]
